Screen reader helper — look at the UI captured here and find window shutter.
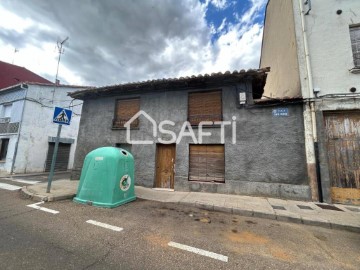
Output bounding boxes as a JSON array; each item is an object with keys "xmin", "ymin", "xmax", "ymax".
[
  {"xmin": 189, "ymin": 144, "xmax": 225, "ymax": 183},
  {"xmin": 189, "ymin": 145, "xmax": 208, "ymax": 182},
  {"xmin": 188, "ymin": 91, "xmax": 222, "ymax": 125},
  {"xmin": 350, "ymin": 26, "xmax": 360, "ymax": 67},
  {"xmin": 113, "ymin": 98, "xmax": 140, "ymax": 128}
]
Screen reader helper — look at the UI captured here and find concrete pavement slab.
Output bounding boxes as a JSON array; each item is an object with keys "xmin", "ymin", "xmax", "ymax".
[
  {"xmin": 135, "ymin": 186, "xmax": 360, "ymax": 233},
  {"xmin": 21, "ymin": 179, "xmax": 79, "ymax": 202}
]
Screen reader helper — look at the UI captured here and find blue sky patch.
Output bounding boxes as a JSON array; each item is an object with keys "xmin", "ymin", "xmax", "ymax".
[{"xmin": 202, "ymin": 0, "xmax": 265, "ymax": 42}]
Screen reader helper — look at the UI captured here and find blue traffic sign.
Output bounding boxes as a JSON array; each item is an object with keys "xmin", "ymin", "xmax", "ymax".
[{"xmin": 53, "ymin": 107, "xmax": 72, "ymax": 125}]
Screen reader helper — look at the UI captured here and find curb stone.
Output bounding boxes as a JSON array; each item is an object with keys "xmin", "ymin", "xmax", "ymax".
[
  {"xmin": 214, "ymin": 204, "xmax": 232, "ymax": 213},
  {"xmin": 275, "ymin": 214, "xmax": 302, "ymax": 224},
  {"xmin": 20, "ymin": 186, "xmax": 75, "ymax": 202},
  {"xmin": 195, "ymin": 202, "xmax": 214, "ymax": 211},
  {"xmin": 232, "ymin": 208, "xmax": 254, "ymax": 217},
  {"xmin": 253, "ymin": 210, "xmax": 277, "ymax": 220}
]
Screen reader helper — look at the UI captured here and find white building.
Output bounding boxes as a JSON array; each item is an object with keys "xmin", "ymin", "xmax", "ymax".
[
  {"xmin": 260, "ymin": 0, "xmax": 360, "ymax": 205},
  {"xmin": 0, "ymin": 82, "xmax": 83, "ymax": 175}
]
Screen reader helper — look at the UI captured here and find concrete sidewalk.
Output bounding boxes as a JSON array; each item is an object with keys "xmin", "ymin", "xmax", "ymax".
[
  {"xmin": 0, "ymin": 171, "xmax": 71, "ymax": 178},
  {"xmin": 136, "ymin": 187, "xmax": 360, "ymax": 233},
  {"xmin": 20, "ymin": 181, "xmax": 360, "ymax": 233},
  {"xmin": 21, "ymin": 179, "xmax": 79, "ymax": 202}
]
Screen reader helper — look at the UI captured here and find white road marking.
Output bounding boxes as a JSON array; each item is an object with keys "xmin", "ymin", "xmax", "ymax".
[
  {"xmin": 0, "ymin": 183, "xmax": 22, "ymax": 191},
  {"xmin": 11, "ymin": 179, "xmax": 41, "ymax": 185},
  {"xmin": 168, "ymin": 241, "xmax": 228, "ymax": 262},
  {"xmin": 27, "ymin": 202, "xmax": 59, "ymax": 214},
  {"xmin": 86, "ymin": 220, "xmax": 123, "ymax": 232}
]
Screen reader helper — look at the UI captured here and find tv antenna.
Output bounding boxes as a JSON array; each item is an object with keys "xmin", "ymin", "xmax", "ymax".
[
  {"xmin": 52, "ymin": 36, "xmax": 69, "ymax": 103},
  {"xmin": 12, "ymin": 48, "xmax": 19, "ymax": 64}
]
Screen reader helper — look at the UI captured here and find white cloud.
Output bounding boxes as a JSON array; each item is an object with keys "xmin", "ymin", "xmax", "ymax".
[
  {"xmin": 205, "ymin": 0, "xmax": 229, "ymax": 10},
  {"xmin": 217, "ymin": 18, "xmax": 227, "ymax": 33},
  {"xmin": 239, "ymin": 0, "xmax": 267, "ymax": 24},
  {"xmin": 0, "ymin": 6, "xmax": 34, "ymax": 33},
  {"xmin": 199, "ymin": 0, "xmax": 266, "ymax": 74},
  {"xmin": 0, "ymin": 0, "xmax": 265, "ymax": 86}
]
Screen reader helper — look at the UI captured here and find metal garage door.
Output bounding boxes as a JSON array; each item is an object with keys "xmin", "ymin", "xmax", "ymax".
[
  {"xmin": 324, "ymin": 111, "xmax": 360, "ymax": 205},
  {"xmin": 45, "ymin": 142, "xmax": 71, "ymax": 172}
]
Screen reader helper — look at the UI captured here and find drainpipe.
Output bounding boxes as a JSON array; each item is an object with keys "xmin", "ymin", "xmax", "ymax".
[
  {"xmin": 10, "ymin": 84, "xmax": 28, "ymax": 174},
  {"xmin": 298, "ymin": 0, "xmax": 320, "ymax": 201}
]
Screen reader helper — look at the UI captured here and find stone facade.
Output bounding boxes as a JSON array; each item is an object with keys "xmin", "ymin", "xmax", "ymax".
[{"xmin": 71, "ymin": 82, "xmax": 310, "ymax": 200}]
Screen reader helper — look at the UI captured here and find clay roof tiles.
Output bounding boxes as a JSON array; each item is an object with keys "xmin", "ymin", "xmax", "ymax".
[
  {"xmin": 0, "ymin": 60, "xmax": 53, "ymax": 89},
  {"xmin": 69, "ymin": 67, "xmax": 270, "ymax": 100}
]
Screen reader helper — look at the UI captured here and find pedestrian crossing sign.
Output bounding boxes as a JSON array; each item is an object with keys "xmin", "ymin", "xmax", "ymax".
[{"xmin": 53, "ymin": 107, "xmax": 72, "ymax": 125}]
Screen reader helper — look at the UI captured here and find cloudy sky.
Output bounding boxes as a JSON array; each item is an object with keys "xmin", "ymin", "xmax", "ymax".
[{"xmin": 0, "ymin": 0, "xmax": 267, "ymax": 86}]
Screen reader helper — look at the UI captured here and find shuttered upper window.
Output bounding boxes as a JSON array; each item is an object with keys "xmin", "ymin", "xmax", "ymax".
[
  {"xmin": 188, "ymin": 91, "xmax": 222, "ymax": 125},
  {"xmin": 189, "ymin": 144, "xmax": 225, "ymax": 183},
  {"xmin": 113, "ymin": 98, "xmax": 140, "ymax": 128},
  {"xmin": 350, "ymin": 25, "xmax": 360, "ymax": 67}
]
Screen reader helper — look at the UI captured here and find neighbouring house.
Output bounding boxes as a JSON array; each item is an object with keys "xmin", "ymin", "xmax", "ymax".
[
  {"xmin": 0, "ymin": 82, "xmax": 84, "ymax": 174},
  {"xmin": 0, "ymin": 60, "xmax": 52, "ymax": 89},
  {"xmin": 69, "ymin": 69, "xmax": 312, "ymax": 201},
  {"xmin": 260, "ymin": 0, "xmax": 360, "ymax": 205}
]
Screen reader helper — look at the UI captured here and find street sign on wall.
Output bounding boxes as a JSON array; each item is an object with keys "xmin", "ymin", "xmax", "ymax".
[{"xmin": 272, "ymin": 108, "xmax": 289, "ymax": 117}]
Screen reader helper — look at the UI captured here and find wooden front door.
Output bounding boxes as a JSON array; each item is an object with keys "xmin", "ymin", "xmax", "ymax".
[
  {"xmin": 324, "ymin": 111, "xmax": 360, "ymax": 205},
  {"xmin": 155, "ymin": 144, "xmax": 176, "ymax": 189}
]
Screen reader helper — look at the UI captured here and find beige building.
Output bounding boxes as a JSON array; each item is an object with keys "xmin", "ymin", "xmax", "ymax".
[{"xmin": 260, "ymin": 0, "xmax": 360, "ymax": 205}]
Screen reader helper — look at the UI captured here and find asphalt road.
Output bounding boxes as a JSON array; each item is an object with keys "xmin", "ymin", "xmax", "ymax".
[{"xmin": 0, "ymin": 187, "xmax": 359, "ymax": 270}]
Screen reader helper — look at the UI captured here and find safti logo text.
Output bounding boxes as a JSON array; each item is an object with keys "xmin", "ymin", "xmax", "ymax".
[{"xmin": 124, "ymin": 110, "xmax": 236, "ymax": 145}]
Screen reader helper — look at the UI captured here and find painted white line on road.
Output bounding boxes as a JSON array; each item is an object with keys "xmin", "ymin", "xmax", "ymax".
[
  {"xmin": 27, "ymin": 202, "xmax": 59, "ymax": 214},
  {"xmin": 168, "ymin": 241, "xmax": 228, "ymax": 262},
  {"xmin": 12, "ymin": 179, "xmax": 41, "ymax": 185},
  {"xmin": 86, "ymin": 220, "xmax": 123, "ymax": 232},
  {"xmin": 0, "ymin": 183, "xmax": 22, "ymax": 191}
]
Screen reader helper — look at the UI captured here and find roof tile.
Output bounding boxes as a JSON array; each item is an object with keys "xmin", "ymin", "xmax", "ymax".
[{"xmin": 0, "ymin": 60, "xmax": 53, "ymax": 89}]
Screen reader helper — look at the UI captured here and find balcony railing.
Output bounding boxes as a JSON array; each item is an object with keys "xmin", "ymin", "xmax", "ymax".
[{"xmin": 0, "ymin": 121, "xmax": 19, "ymax": 134}]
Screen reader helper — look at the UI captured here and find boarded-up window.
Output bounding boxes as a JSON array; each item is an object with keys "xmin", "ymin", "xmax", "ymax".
[
  {"xmin": 188, "ymin": 91, "xmax": 222, "ymax": 125},
  {"xmin": 350, "ymin": 25, "xmax": 360, "ymax": 67},
  {"xmin": 189, "ymin": 144, "xmax": 225, "ymax": 183},
  {"xmin": 113, "ymin": 98, "xmax": 140, "ymax": 128}
]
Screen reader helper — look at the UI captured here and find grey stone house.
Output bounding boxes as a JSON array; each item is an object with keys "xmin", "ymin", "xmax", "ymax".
[{"xmin": 70, "ymin": 69, "xmax": 310, "ymax": 200}]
